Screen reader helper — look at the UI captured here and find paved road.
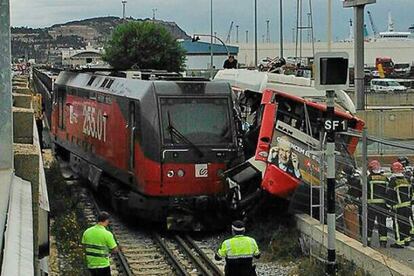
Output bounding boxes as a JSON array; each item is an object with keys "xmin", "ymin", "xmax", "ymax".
[{"xmin": 370, "ymin": 223, "xmax": 414, "ymax": 269}]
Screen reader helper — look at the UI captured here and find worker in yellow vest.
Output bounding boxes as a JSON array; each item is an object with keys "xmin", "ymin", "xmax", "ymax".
[
  {"xmin": 215, "ymin": 220, "xmax": 260, "ymax": 276},
  {"xmin": 82, "ymin": 212, "xmax": 118, "ymax": 276}
]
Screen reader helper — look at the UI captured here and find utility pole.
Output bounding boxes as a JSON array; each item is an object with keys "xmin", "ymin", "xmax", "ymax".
[
  {"xmin": 292, "ymin": 27, "xmax": 295, "ymax": 43},
  {"xmin": 236, "ymin": 25, "xmax": 239, "ymax": 43},
  {"xmin": 327, "ymin": 0, "xmax": 332, "ymax": 51},
  {"xmin": 214, "ymin": 32, "xmax": 217, "ymax": 43},
  {"xmin": 266, "ymin": 20, "xmax": 270, "ymax": 43},
  {"xmin": 344, "ymin": 0, "xmax": 376, "ymax": 110},
  {"xmin": 280, "ymin": 0, "xmax": 284, "ymax": 58},
  {"xmin": 122, "ymin": 0, "xmax": 127, "ymax": 20},
  {"xmin": 254, "ymin": 0, "xmax": 258, "ymax": 68},
  {"xmin": 210, "ymin": 0, "xmax": 214, "ymax": 79},
  {"xmin": 0, "ymin": 0, "xmax": 13, "ymax": 170}
]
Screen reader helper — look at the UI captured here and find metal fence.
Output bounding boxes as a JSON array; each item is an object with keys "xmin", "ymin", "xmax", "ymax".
[{"xmin": 310, "ymin": 129, "xmax": 414, "ymax": 267}]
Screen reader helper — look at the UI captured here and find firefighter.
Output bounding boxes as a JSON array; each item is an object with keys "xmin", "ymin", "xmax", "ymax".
[
  {"xmin": 81, "ymin": 212, "xmax": 118, "ymax": 276},
  {"xmin": 398, "ymin": 156, "xmax": 414, "ymax": 238},
  {"xmin": 389, "ymin": 162, "xmax": 412, "ymax": 248},
  {"xmin": 215, "ymin": 220, "xmax": 260, "ymax": 276},
  {"xmin": 367, "ymin": 160, "xmax": 389, "ymax": 247}
]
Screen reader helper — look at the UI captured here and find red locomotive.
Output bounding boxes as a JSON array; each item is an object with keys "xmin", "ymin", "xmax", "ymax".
[{"xmin": 51, "ymin": 70, "xmax": 241, "ymax": 230}]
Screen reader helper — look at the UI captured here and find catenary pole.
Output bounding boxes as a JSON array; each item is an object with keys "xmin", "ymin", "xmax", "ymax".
[
  {"xmin": 327, "ymin": 0, "xmax": 332, "ymax": 51},
  {"xmin": 280, "ymin": 0, "xmax": 284, "ymax": 58},
  {"xmin": 210, "ymin": 0, "xmax": 214, "ymax": 79},
  {"xmin": 361, "ymin": 127, "xmax": 368, "ymax": 246},
  {"xmin": 326, "ymin": 90, "xmax": 336, "ymax": 275},
  {"xmin": 354, "ymin": 6, "xmax": 365, "ymax": 110},
  {"xmin": 254, "ymin": 0, "xmax": 258, "ymax": 68},
  {"xmin": 343, "ymin": 0, "xmax": 377, "ymax": 109}
]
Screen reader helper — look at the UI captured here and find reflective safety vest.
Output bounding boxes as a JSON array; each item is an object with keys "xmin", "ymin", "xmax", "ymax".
[
  {"xmin": 389, "ymin": 176, "xmax": 411, "ymax": 209},
  {"xmin": 217, "ymin": 235, "xmax": 260, "ymax": 259},
  {"xmin": 367, "ymin": 173, "xmax": 388, "ymax": 204},
  {"xmin": 81, "ymin": 224, "xmax": 117, "ymax": 269}
]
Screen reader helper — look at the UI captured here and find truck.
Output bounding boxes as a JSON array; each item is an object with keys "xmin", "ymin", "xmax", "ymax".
[{"xmin": 375, "ymin": 57, "xmax": 395, "ymax": 77}]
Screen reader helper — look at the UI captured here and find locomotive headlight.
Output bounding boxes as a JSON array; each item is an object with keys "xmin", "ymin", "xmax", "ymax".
[
  {"xmin": 177, "ymin": 169, "xmax": 185, "ymax": 177},
  {"xmin": 167, "ymin": 170, "xmax": 175, "ymax": 178}
]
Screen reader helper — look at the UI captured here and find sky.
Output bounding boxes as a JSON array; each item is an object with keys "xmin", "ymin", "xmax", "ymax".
[{"xmin": 10, "ymin": 0, "xmax": 414, "ymax": 42}]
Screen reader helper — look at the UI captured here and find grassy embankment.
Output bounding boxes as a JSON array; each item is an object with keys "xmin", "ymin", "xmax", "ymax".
[
  {"xmin": 46, "ymin": 158, "xmax": 89, "ymax": 275},
  {"xmin": 247, "ymin": 198, "xmax": 370, "ymax": 275}
]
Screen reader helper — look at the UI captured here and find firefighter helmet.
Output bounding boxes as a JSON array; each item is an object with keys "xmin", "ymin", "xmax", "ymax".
[
  {"xmin": 397, "ymin": 156, "xmax": 410, "ymax": 167},
  {"xmin": 368, "ymin": 160, "xmax": 381, "ymax": 172},
  {"xmin": 391, "ymin": 162, "xmax": 404, "ymax": 173}
]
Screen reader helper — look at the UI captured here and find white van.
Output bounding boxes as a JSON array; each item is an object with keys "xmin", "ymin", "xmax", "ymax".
[{"xmin": 370, "ymin": 79, "xmax": 407, "ymax": 92}]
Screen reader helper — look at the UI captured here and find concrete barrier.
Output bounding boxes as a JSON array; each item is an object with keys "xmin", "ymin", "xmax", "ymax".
[
  {"xmin": 357, "ymin": 109, "xmax": 414, "ymax": 140},
  {"xmin": 10, "ymin": 75, "xmax": 49, "ymax": 274},
  {"xmin": 13, "ymin": 93, "xmax": 32, "ymax": 108},
  {"xmin": 13, "ymin": 143, "xmax": 40, "ymax": 275},
  {"xmin": 296, "ymin": 214, "xmax": 414, "ymax": 276},
  {"xmin": 13, "ymin": 107, "xmax": 34, "ymax": 144},
  {"xmin": 348, "ymin": 91, "xmax": 414, "ymax": 106},
  {"xmin": 12, "ymin": 86, "xmax": 32, "ymax": 95}
]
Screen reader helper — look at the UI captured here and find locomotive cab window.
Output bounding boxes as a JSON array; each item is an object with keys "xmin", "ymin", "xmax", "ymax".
[{"xmin": 160, "ymin": 97, "xmax": 232, "ymax": 145}]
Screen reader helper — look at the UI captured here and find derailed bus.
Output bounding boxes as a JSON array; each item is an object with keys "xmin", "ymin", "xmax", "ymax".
[{"xmin": 225, "ymin": 88, "xmax": 364, "ymax": 214}]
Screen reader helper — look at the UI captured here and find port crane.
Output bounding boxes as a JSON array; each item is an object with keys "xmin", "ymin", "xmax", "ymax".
[
  {"xmin": 367, "ymin": 11, "xmax": 378, "ymax": 37},
  {"xmin": 225, "ymin": 21, "xmax": 234, "ymax": 43}
]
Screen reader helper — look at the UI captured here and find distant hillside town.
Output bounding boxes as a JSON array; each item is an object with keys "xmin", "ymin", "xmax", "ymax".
[{"xmin": 11, "ymin": 16, "xmax": 190, "ymax": 64}]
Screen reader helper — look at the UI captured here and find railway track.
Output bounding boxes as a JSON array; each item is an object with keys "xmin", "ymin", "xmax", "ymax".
[{"xmin": 61, "ymin": 162, "xmax": 224, "ymax": 276}]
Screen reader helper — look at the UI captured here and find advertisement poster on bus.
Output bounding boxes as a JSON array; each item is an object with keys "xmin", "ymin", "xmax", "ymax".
[{"xmin": 267, "ymin": 120, "xmax": 322, "ymax": 186}]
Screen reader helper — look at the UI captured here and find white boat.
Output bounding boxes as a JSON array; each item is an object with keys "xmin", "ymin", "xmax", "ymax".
[
  {"xmin": 375, "ymin": 12, "xmax": 414, "ymax": 41},
  {"xmin": 214, "ymin": 69, "xmax": 356, "ymax": 114}
]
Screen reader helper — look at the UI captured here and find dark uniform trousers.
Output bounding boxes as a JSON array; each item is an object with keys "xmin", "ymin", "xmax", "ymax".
[
  {"xmin": 89, "ymin": 266, "xmax": 111, "ymax": 276},
  {"xmin": 367, "ymin": 203, "xmax": 388, "ymax": 242},
  {"xmin": 394, "ymin": 206, "xmax": 412, "ymax": 245},
  {"xmin": 367, "ymin": 174, "xmax": 389, "ymax": 243},
  {"xmin": 389, "ymin": 176, "xmax": 412, "ymax": 245},
  {"xmin": 225, "ymin": 258, "xmax": 256, "ymax": 276}
]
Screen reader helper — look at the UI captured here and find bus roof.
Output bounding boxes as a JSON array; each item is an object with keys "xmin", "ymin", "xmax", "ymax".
[
  {"xmin": 263, "ymin": 88, "xmax": 364, "ymax": 123},
  {"xmin": 214, "ymin": 69, "xmax": 356, "ymax": 114}
]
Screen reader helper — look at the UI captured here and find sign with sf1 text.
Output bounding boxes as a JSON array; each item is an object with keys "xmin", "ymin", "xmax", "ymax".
[{"xmin": 324, "ymin": 119, "xmax": 348, "ymax": 132}]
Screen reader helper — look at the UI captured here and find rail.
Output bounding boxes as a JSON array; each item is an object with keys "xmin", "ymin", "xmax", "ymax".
[
  {"xmin": 88, "ymin": 191, "xmax": 134, "ymax": 276},
  {"xmin": 153, "ymin": 233, "xmax": 189, "ymax": 276},
  {"xmin": 181, "ymin": 235, "xmax": 224, "ymax": 276}
]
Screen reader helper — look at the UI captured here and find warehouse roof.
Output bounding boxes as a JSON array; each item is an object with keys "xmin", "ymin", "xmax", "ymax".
[{"xmin": 180, "ymin": 40, "xmax": 239, "ymax": 55}]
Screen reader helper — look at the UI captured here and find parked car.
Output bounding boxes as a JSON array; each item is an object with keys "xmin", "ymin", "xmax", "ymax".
[
  {"xmin": 370, "ymin": 79, "xmax": 407, "ymax": 93},
  {"xmin": 394, "ymin": 63, "xmax": 411, "ymax": 78}
]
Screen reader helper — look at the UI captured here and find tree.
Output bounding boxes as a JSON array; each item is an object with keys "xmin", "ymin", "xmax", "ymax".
[{"xmin": 103, "ymin": 21, "xmax": 186, "ymax": 72}]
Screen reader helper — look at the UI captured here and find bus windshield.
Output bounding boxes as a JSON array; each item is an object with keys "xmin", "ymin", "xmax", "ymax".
[
  {"xmin": 268, "ymin": 95, "xmax": 360, "ymax": 183},
  {"xmin": 160, "ymin": 97, "xmax": 232, "ymax": 145}
]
